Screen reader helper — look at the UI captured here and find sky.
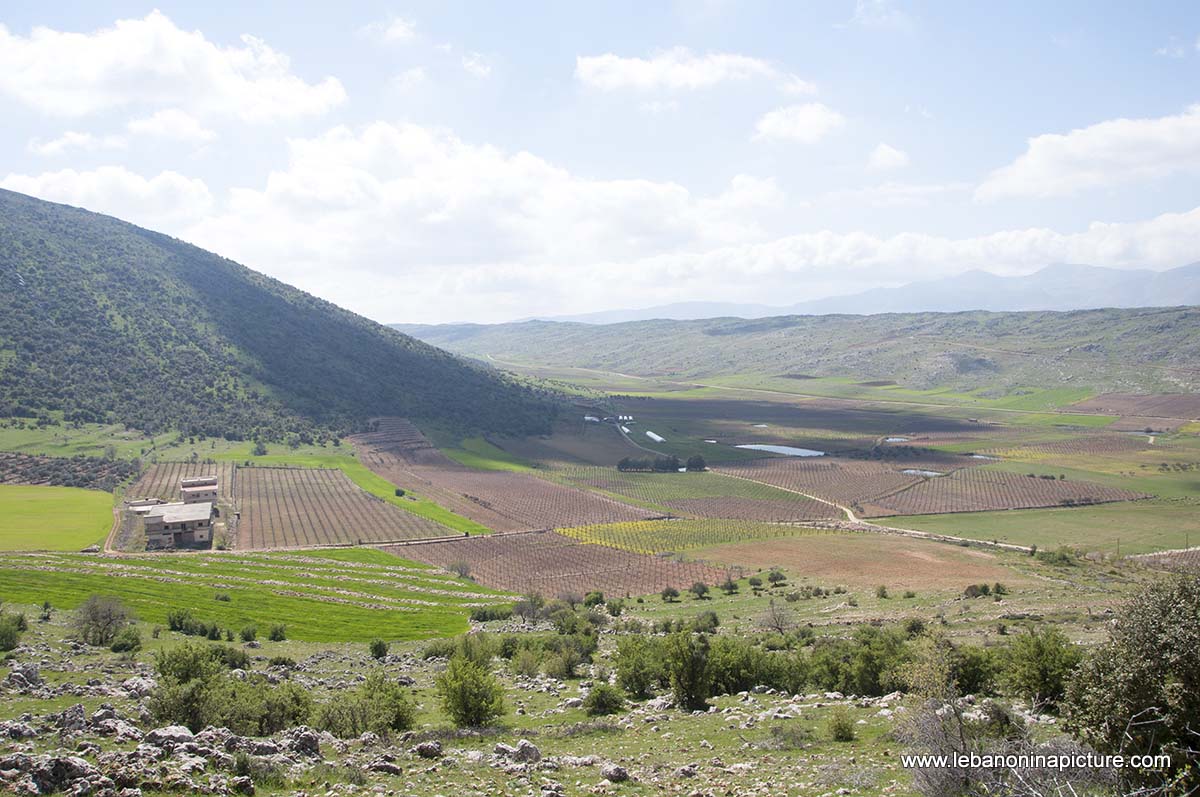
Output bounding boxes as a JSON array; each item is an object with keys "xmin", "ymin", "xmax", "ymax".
[{"xmin": 2, "ymin": 1, "xmax": 1199, "ymax": 324}]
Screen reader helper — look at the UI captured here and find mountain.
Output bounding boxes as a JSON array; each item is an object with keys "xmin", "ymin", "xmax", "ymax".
[
  {"xmin": 394, "ymin": 306, "xmax": 1200, "ymax": 395},
  {"xmin": 0, "ymin": 189, "xmax": 556, "ymax": 441},
  {"xmin": 521, "ymin": 263, "xmax": 1200, "ymax": 323}
]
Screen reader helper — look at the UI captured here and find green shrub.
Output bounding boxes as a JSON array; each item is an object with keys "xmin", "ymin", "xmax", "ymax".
[
  {"xmin": 268, "ymin": 624, "xmax": 287, "ymax": 642},
  {"xmin": 436, "ymin": 655, "xmax": 506, "ymax": 728},
  {"xmin": 583, "ymin": 683, "xmax": 626, "ymax": 716},
  {"xmin": 110, "ymin": 626, "xmax": 142, "ymax": 653},
  {"xmin": 605, "ymin": 599, "xmax": 624, "ymax": 617},
  {"xmin": 665, "ymin": 632, "xmax": 711, "ymax": 712},
  {"xmin": 661, "ymin": 586, "xmax": 680, "ymax": 603},
  {"xmin": 584, "ymin": 591, "xmax": 605, "ymax": 608},
  {"xmin": 313, "ymin": 672, "xmax": 415, "ymax": 737},
  {"xmin": 615, "ymin": 636, "xmax": 668, "ymax": 699},
  {"xmin": 690, "ymin": 610, "xmax": 720, "ymax": 634},
  {"xmin": 239, "ymin": 625, "xmax": 257, "ymax": 642},
  {"xmin": 511, "ymin": 648, "xmax": 541, "ymax": 678},
  {"xmin": 876, "ymin": 585, "xmax": 889, "ymax": 599},
  {"xmin": 469, "ymin": 605, "xmax": 514, "ymax": 622},
  {"xmin": 1001, "ymin": 627, "xmax": 1081, "ymax": 711},
  {"xmin": 1065, "ymin": 576, "xmax": 1200, "ymax": 792},
  {"xmin": 689, "ymin": 582, "xmax": 710, "ymax": 600},
  {"xmin": 369, "ymin": 639, "xmax": 388, "ymax": 660},
  {"xmin": 826, "ymin": 706, "xmax": 856, "ymax": 742},
  {"xmin": 0, "ymin": 615, "xmax": 24, "ymax": 651}
]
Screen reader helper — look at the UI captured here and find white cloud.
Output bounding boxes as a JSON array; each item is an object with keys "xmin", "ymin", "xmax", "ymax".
[
  {"xmin": 392, "ymin": 67, "xmax": 428, "ymax": 92},
  {"xmin": 868, "ymin": 143, "xmax": 909, "ymax": 170},
  {"xmin": 1155, "ymin": 38, "xmax": 1186, "ymax": 58},
  {"xmin": 361, "ymin": 16, "xmax": 416, "ymax": 43},
  {"xmin": 27, "ymin": 131, "xmax": 127, "ymax": 156},
  {"xmin": 127, "ymin": 109, "xmax": 216, "ymax": 143},
  {"xmin": 850, "ymin": 0, "xmax": 913, "ymax": 30},
  {"xmin": 0, "ymin": 166, "xmax": 213, "ymax": 230},
  {"xmin": 461, "ymin": 52, "xmax": 492, "ymax": 78},
  {"xmin": 575, "ymin": 47, "xmax": 811, "ymax": 94},
  {"xmin": 826, "ymin": 181, "xmax": 969, "ymax": 208},
  {"xmin": 977, "ymin": 105, "xmax": 1200, "ymax": 200},
  {"xmin": 753, "ymin": 103, "xmax": 845, "ymax": 143},
  {"xmin": 0, "ymin": 11, "xmax": 345, "ymax": 121}
]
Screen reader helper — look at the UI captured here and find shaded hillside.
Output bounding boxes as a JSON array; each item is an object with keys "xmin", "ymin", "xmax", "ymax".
[
  {"xmin": 0, "ymin": 189, "xmax": 556, "ymax": 441},
  {"xmin": 395, "ymin": 308, "xmax": 1200, "ymax": 394}
]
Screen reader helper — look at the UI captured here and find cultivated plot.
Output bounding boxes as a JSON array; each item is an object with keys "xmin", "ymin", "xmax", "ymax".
[
  {"xmin": 560, "ymin": 518, "xmax": 829, "ymax": 556},
  {"xmin": 128, "ymin": 461, "xmax": 238, "ymax": 501},
  {"xmin": 389, "ymin": 530, "xmax": 733, "ymax": 596},
  {"xmin": 237, "ymin": 467, "xmax": 455, "ymax": 549}
]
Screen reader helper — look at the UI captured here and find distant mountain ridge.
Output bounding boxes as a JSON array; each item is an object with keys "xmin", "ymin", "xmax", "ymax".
[
  {"xmin": 520, "ymin": 263, "xmax": 1200, "ymax": 323},
  {"xmin": 0, "ymin": 189, "xmax": 556, "ymax": 441}
]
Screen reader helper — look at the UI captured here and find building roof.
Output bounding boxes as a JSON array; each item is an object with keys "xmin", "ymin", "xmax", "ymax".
[
  {"xmin": 181, "ymin": 485, "xmax": 217, "ymax": 494},
  {"xmin": 180, "ymin": 476, "xmax": 218, "ymax": 487},
  {"xmin": 146, "ymin": 502, "xmax": 213, "ymax": 524}
]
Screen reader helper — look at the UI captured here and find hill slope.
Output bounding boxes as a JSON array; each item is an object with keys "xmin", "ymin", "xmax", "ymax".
[
  {"xmin": 395, "ymin": 307, "xmax": 1200, "ymax": 395},
  {"xmin": 0, "ymin": 189, "xmax": 555, "ymax": 440}
]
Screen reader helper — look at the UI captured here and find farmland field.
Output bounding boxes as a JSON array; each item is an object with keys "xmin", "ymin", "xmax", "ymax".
[
  {"xmin": 236, "ymin": 466, "xmax": 455, "ymax": 549},
  {"xmin": 353, "ymin": 418, "xmax": 659, "ymax": 531},
  {"xmin": 693, "ymin": 530, "xmax": 1036, "ymax": 592},
  {"xmin": 0, "ymin": 484, "xmax": 112, "ymax": 551},
  {"xmin": 552, "ymin": 465, "xmax": 841, "ymax": 520},
  {"xmin": 560, "ymin": 518, "xmax": 829, "ymax": 555},
  {"xmin": 390, "ymin": 530, "xmax": 734, "ymax": 595},
  {"xmin": 0, "ymin": 547, "xmax": 505, "ymax": 641}
]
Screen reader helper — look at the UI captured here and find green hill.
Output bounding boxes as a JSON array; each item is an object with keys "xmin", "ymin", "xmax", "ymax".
[
  {"xmin": 394, "ymin": 308, "xmax": 1200, "ymax": 397},
  {"xmin": 0, "ymin": 189, "xmax": 556, "ymax": 441}
]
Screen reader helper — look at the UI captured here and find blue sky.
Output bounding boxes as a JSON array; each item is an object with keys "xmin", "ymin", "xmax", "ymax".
[{"xmin": 2, "ymin": 1, "xmax": 1199, "ymax": 322}]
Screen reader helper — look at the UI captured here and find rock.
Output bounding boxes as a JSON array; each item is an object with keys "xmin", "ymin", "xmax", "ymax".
[
  {"xmin": 494, "ymin": 739, "xmax": 541, "ymax": 763},
  {"xmin": 231, "ymin": 775, "xmax": 255, "ymax": 795},
  {"xmin": 367, "ymin": 759, "xmax": 404, "ymax": 775},
  {"xmin": 563, "ymin": 697, "xmax": 583, "ymax": 709},
  {"xmin": 2, "ymin": 663, "xmax": 42, "ymax": 691},
  {"xmin": 645, "ymin": 695, "xmax": 674, "ymax": 711},
  {"xmin": 52, "ymin": 704, "xmax": 88, "ymax": 733},
  {"xmin": 122, "ymin": 676, "xmax": 157, "ymax": 698},
  {"xmin": 358, "ymin": 731, "xmax": 381, "ymax": 748},
  {"xmin": 146, "ymin": 725, "xmax": 195, "ymax": 750},
  {"xmin": 412, "ymin": 741, "xmax": 442, "ymax": 759},
  {"xmin": 0, "ymin": 720, "xmax": 37, "ymax": 740},
  {"xmin": 250, "ymin": 740, "xmax": 280, "ymax": 756},
  {"xmin": 279, "ymin": 726, "xmax": 321, "ymax": 757},
  {"xmin": 600, "ymin": 763, "xmax": 629, "ymax": 782},
  {"xmin": 675, "ymin": 763, "xmax": 698, "ymax": 778},
  {"xmin": 173, "ymin": 752, "xmax": 208, "ymax": 774},
  {"xmin": 558, "ymin": 755, "xmax": 600, "ymax": 767},
  {"xmin": 95, "ymin": 718, "xmax": 144, "ymax": 741}
]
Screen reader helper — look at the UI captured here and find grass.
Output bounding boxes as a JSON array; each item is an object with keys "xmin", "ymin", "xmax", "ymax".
[
  {"xmin": 0, "ymin": 485, "xmax": 112, "ymax": 551},
  {"xmin": 0, "ymin": 548, "xmax": 510, "ymax": 642},
  {"xmin": 443, "ymin": 437, "xmax": 537, "ymax": 473},
  {"xmin": 889, "ymin": 501, "xmax": 1200, "ymax": 555}
]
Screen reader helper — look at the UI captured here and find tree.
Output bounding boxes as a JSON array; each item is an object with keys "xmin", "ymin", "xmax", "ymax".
[
  {"xmin": 760, "ymin": 599, "xmax": 796, "ymax": 635},
  {"xmin": 1065, "ymin": 576, "xmax": 1200, "ymax": 793},
  {"xmin": 664, "ymin": 632, "xmax": 711, "ymax": 712},
  {"xmin": 720, "ymin": 576, "xmax": 738, "ymax": 595},
  {"xmin": 1001, "ymin": 626, "xmax": 1080, "ymax": 712},
  {"xmin": 74, "ymin": 596, "xmax": 131, "ymax": 646},
  {"xmin": 685, "ymin": 455, "xmax": 707, "ymax": 472},
  {"xmin": 436, "ymin": 655, "xmax": 506, "ymax": 728},
  {"xmin": 767, "ymin": 570, "xmax": 787, "ymax": 587},
  {"xmin": 252, "ymin": 440, "xmax": 268, "ymax": 456},
  {"xmin": 689, "ymin": 582, "xmax": 710, "ymax": 600},
  {"xmin": 661, "ymin": 586, "xmax": 680, "ymax": 603}
]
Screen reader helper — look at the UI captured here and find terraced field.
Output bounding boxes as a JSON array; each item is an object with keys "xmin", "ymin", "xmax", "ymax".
[
  {"xmin": 391, "ymin": 530, "xmax": 732, "ymax": 596},
  {"xmin": 237, "ymin": 467, "xmax": 455, "ymax": 549},
  {"xmin": 560, "ymin": 518, "xmax": 828, "ymax": 555},
  {"xmin": 0, "ymin": 548, "xmax": 507, "ymax": 641},
  {"xmin": 715, "ymin": 457, "xmax": 925, "ymax": 511}
]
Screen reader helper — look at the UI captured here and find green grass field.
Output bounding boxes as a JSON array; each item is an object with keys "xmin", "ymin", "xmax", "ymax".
[
  {"xmin": 0, "ymin": 485, "xmax": 112, "ymax": 551},
  {"xmin": 890, "ymin": 501, "xmax": 1200, "ymax": 555},
  {"xmin": 0, "ymin": 548, "xmax": 510, "ymax": 642}
]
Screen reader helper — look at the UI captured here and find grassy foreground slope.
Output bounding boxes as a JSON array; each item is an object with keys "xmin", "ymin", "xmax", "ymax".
[
  {"xmin": 396, "ymin": 307, "xmax": 1200, "ymax": 397},
  {"xmin": 0, "ymin": 188, "xmax": 556, "ymax": 442},
  {"xmin": 0, "ymin": 548, "xmax": 508, "ymax": 642},
  {"xmin": 0, "ymin": 485, "xmax": 112, "ymax": 551}
]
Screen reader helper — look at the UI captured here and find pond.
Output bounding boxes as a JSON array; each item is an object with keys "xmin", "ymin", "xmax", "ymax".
[{"xmin": 735, "ymin": 444, "xmax": 825, "ymax": 457}]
